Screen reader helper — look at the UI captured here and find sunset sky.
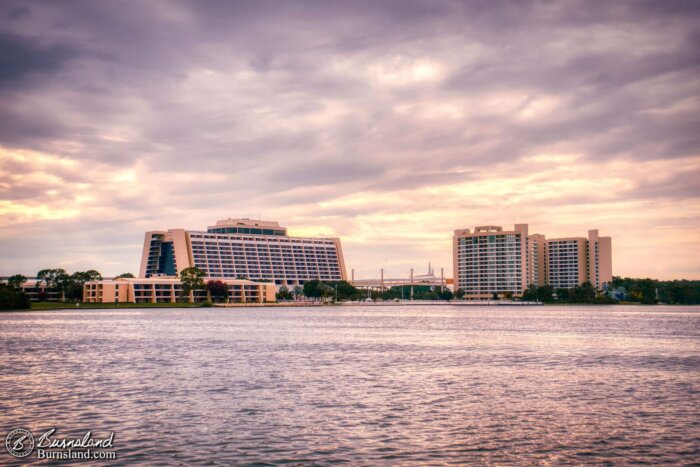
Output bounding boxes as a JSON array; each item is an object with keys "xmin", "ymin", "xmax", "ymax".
[{"xmin": 1, "ymin": 0, "xmax": 698, "ymax": 280}]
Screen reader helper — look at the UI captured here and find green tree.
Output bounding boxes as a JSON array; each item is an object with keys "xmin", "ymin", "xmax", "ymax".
[
  {"xmin": 276, "ymin": 286, "xmax": 293, "ymax": 301},
  {"xmin": 179, "ymin": 267, "xmax": 206, "ymax": 302},
  {"xmin": 424, "ymin": 290, "xmax": 439, "ymax": 300},
  {"xmin": 303, "ymin": 280, "xmax": 322, "ymax": 298},
  {"xmin": 7, "ymin": 274, "xmax": 26, "ymax": 290},
  {"xmin": 325, "ymin": 281, "xmax": 360, "ymax": 301},
  {"xmin": 0, "ymin": 284, "xmax": 30, "ymax": 310},
  {"xmin": 115, "ymin": 273, "xmax": 135, "ymax": 279},
  {"xmin": 36, "ymin": 268, "xmax": 67, "ymax": 290},
  {"xmin": 292, "ymin": 285, "xmax": 303, "ymax": 299},
  {"xmin": 206, "ymin": 280, "xmax": 229, "ymax": 302},
  {"xmin": 522, "ymin": 285, "xmax": 537, "ymax": 301},
  {"xmin": 302, "ymin": 280, "xmax": 336, "ymax": 299},
  {"xmin": 536, "ymin": 285, "xmax": 554, "ymax": 303},
  {"xmin": 36, "ymin": 268, "xmax": 70, "ymax": 301},
  {"xmin": 569, "ymin": 281, "xmax": 596, "ymax": 303},
  {"xmin": 610, "ymin": 276, "xmax": 700, "ymax": 304},
  {"xmin": 438, "ymin": 288, "xmax": 453, "ymax": 301},
  {"xmin": 556, "ymin": 288, "xmax": 570, "ymax": 301},
  {"xmin": 317, "ymin": 282, "xmax": 335, "ymax": 298},
  {"xmin": 65, "ymin": 270, "xmax": 103, "ymax": 301},
  {"xmin": 454, "ymin": 288, "xmax": 465, "ymax": 299},
  {"xmin": 637, "ymin": 279, "xmax": 658, "ymax": 304}
]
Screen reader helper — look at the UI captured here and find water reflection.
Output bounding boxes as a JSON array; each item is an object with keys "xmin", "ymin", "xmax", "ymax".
[{"xmin": 1, "ymin": 306, "xmax": 698, "ymax": 464}]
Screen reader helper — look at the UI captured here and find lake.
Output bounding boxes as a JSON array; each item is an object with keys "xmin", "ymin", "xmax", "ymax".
[{"xmin": 1, "ymin": 305, "xmax": 699, "ymax": 464}]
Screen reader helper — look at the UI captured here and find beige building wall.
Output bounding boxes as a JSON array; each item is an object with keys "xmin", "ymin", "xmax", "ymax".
[
  {"xmin": 598, "ymin": 237, "xmax": 612, "ymax": 286},
  {"xmin": 588, "ymin": 229, "xmax": 612, "ymax": 289},
  {"xmin": 527, "ymin": 234, "xmax": 547, "ymax": 287},
  {"xmin": 333, "ymin": 238, "xmax": 348, "ymax": 281},
  {"xmin": 171, "ymin": 229, "xmax": 194, "ymax": 276},
  {"xmin": 452, "ymin": 229, "xmax": 467, "ymax": 294},
  {"xmin": 84, "ymin": 281, "xmax": 129, "ymax": 303},
  {"xmin": 139, "ymin": 219, "xmax": 347, "ymax": 286},
  {"xmin": 453, "ymin": 223, "xmax": 613, "ymax": 294},
  {"xmin": 453, "ymin": 224, "xmax": 529, "ymax": 299},
  {"xmin": 84, "ymin": 277, "xmax": 276, "ymax": 304},
  {"xmin": 514, "ymin": 224, "xmax": 529, "ymax": 293},
  {"xmin": 546, "ymin": 237, "xmax": 588, "ymax": 289}
]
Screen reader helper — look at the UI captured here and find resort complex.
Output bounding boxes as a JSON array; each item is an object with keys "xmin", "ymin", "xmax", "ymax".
[
  {"xmin": 83, "ymin": 277, "xmax": 276, "ymax": 304},
  {"xmin": 453, "ymin": 225, "xmax": 612, "ymax": 299},
  {"xmin": 140, "ymin": 218, "xmax": 347, "ymax": 287},
  {"xmin": 3, "ymin": 218, "xmax": 614, "ymax": 304}
]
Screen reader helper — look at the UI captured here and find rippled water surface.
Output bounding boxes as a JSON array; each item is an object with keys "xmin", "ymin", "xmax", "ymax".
[{"xmin": 1, "ymin": 305, "xmax": 699, "ymax": 464}]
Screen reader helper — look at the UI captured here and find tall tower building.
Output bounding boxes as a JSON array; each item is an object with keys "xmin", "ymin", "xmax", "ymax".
[
  {"xmin": 453, "ymin": 223, "xmax": 612, "ymax": 298},
  {"xmin": 453, "ymin": 224, "xmax": 529, "ymax": 299},
  {"xmin": 546, "ymin": 237, "xmax": 588, "ymax": 290},
  {"xmin": 139, "ymin": 218, "xmax": 347, "ymax": 287}
]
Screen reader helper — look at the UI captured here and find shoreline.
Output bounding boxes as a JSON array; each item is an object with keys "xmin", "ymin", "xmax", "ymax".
[{"xmin": 1, "ymin": 301, "xmax": 689, "ymax": 312}]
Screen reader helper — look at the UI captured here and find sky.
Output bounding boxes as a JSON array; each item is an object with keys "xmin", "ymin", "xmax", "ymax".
[{"xmin": 0, "ymin": 0, "xmax": 699, "ymax": 280}]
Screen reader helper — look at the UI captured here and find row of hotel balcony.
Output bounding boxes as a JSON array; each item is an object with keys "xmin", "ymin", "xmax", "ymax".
[
  {"xmin": 454, "ymin": 224, "xmax": 611, "ymax": 299},
  {"xmin": 193, "ymin": 258, "xmax": 340, "ymax": 265},
  {"xmin": 191, "ymin": 238, "xmax": 337, "ymax": 246},
  {"xmin": 193, "ymin": 246, "xmax": 338, "ymax": 251},
  {"xmin": 84, "ymin": 278, "xmax": 276, "ymax": 304},
  {"xmin": 194, "ymin": 267, "xmax": 341, "ymax": 274}
]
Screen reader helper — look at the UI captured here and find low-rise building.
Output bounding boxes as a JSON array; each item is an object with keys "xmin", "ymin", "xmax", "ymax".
[
  {"xmin": 83, "ymin": 277, "xmax": 276, "ymax": 304},
  {"xmin": 0, "ymin": 277, "xmax": 62, "ymax": 301}
]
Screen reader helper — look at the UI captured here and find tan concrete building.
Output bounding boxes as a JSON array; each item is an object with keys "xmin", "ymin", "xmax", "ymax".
[
  {"xmin": 453, "ymin": 224, "xmax": 612, "ymax": 298},
  {"xmin": 587, "ymin": 229, "xmax": 613, "ymax": 290},
  {"xmin": 0, "ymin": 278, "xmax": 62, "ymax": 301},
  {"xmin": 527, "ymin": 234, "xmax": 547, "ymax": 287},
  {"xmin": 546, "ymin": 237, "xmax": 588, "ymax": 289},
  {"xmin": 139, "ymin": 218, "xmax": 347, "ymax": 287},
  {"xmin": 546, "ymin": 230, "xmax": 612, "ymax": 290},
  {"xmin": 83, "ymin": 277, "xmax": 276, "ymax": 304},
  {"xmin": 453, "ymin": 225, "xmax": 529, "ymax": 299}
]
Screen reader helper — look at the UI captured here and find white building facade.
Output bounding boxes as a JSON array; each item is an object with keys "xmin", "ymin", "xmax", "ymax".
[{"xmin": 139, "ymin": 218, "xmax": 347, "ymax": 287}]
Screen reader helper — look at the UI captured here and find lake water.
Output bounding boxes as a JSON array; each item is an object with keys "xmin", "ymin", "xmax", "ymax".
[{"xmin": 1, "ymin": 305, "xmax": 699, "ymax": 464}]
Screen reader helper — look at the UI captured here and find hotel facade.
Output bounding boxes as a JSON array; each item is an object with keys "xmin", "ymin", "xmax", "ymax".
[
  {"xmin": 453, "ymin": 224, "xmax": 612, "ymax": 299},
  {"xmin": 83, "ymin": 277, "xmax": 276, "ymax": 304},
  {"xmin": 139, "ymin": 218, "xmax": 347, "ymax": 287}
]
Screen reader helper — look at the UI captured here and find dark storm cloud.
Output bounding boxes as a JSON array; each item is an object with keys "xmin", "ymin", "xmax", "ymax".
[
  {"xmin": 0, "ymin": 1, "xmax": 700, "ymax": 174},
  {"xmin": 0, "ymin": 0, "xmax": 698, "ymax": 203},
  {"xmin": 0, "ymin": 31, "xmax": 79, "ymax": 88},
  {"xmin": 0, "ymin": 0, "xmax": 698, "ymax": 278}
]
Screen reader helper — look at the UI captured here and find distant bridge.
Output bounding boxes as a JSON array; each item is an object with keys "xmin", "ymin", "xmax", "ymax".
[{"xmin": 349, "ymin": 265, "xmax": 452, "ymax": 291}]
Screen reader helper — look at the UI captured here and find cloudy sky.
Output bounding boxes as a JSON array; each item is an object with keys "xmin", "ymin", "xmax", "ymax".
[{"xmin": 0, "ymin": 0, "xmax": 698, "ymax": 280}]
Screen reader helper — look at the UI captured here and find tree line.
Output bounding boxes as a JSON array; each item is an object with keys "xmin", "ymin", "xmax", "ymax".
[
  {"xmin": 519, "ymin": 277, "xmax": 700, "ymax": 304},
  {"xmin": 610, "ymin": 276, "xmax": 699, "ymax": 305},
  {"xmin": 276, "ymin": 279, "xmax": 454, "ymax": 301},
  {"xmin": 520, "ymin": 282, "xmax": 617, "ymax": 304},
  {"xmin": 3, "ymin": 267, "xmax": 698, "ymax": 309},
  {"xmin": 0, "ymin": 269, "xmax": 133, "ymax": 310}
]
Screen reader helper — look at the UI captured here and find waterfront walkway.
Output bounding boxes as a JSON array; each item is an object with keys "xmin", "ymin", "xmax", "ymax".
[{"xmin": 213, "ymin": 300, "xmax": 543, "ymax": 307}]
